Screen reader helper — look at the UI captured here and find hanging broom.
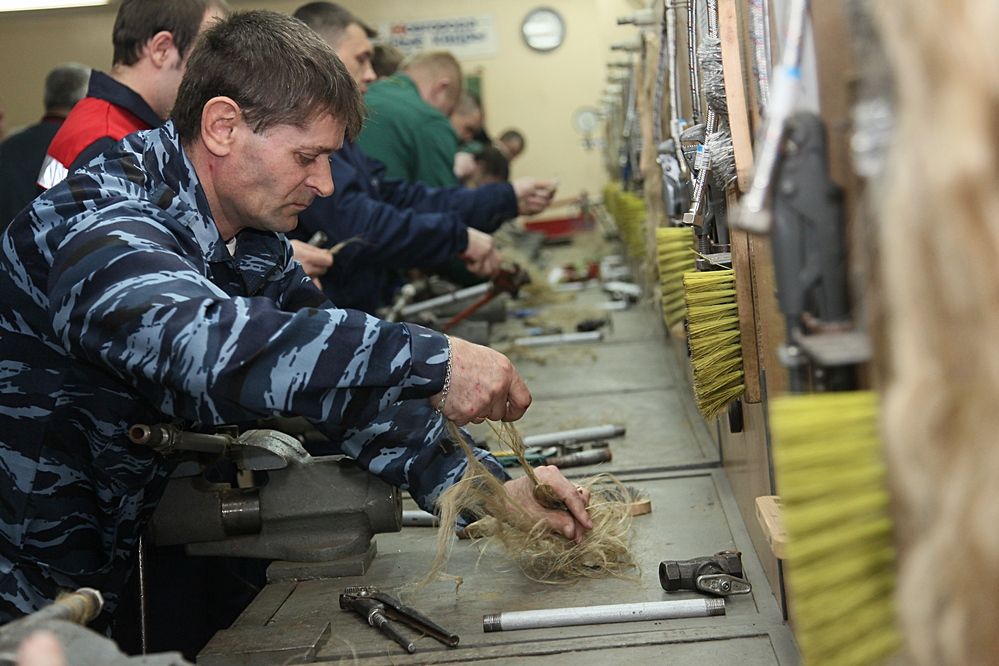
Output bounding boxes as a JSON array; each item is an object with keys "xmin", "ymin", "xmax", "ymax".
[
  {"xmin": 682, "ymin": 268, "xmax": 745, "ymax": 418},
  {"xmin": 770, "ymin": 391, "xmax": 901, "ymax": 666},
  {"xmin": 656, "ymin": 226, "xmax": 695, "ymax": 328}
]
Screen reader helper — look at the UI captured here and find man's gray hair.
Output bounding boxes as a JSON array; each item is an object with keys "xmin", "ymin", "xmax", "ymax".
[{"xmin": 44, "ymin": 62, "xmax": 91, "ymax": 111}]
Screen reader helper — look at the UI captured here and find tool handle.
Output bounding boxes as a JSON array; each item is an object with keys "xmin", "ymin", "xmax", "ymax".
[
  {"xmin": 369, "ymin": 610, "xmax": 415, "ymax": 654},
  {"xmin": 443, "ymin": 290, "xmax": 495, "ymax": 332}
]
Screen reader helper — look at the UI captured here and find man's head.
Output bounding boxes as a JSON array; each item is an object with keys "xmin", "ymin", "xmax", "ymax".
[
  {"xmin": 173, "ymin": 10, "xmax": 364, "ymax": 239},
  {"xmin": 44, "ymin": 63, "xmax": 91, "ymax": 116},
  {"xmin": 498, "ymin": 129, "xmax": 526, "ymax": 160},
  {"xmin": 293, "ymin": 2, "xmax": 376, "ymax": 93},
  {"xmin": 402, "ymin": 51, "xmax": 463, "ymax": 116},
  {"xmin": 111, "ymin": 0, "xmax": 230, "ymax": 119},
  {"xmin": 472, "ymin": 146, "xmax": 510, "ymax": 186},
  {"xmin": 450, "ymin": 92, "xmax": 482, "ymax": 144},
  {"xmin": 372, "ymin": 43, "xmax": 405, "ymax": 79}
]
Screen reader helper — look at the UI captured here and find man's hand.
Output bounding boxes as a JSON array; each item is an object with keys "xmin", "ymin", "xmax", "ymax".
[
  {"xmin": 459, "ymin": 228, "xmax": 501, "ymax": 277},
  {"xmin": 503, "ymin": 467, "xmax": 594, "ymax": 543},
  {"xmin": 454, "ymin": 151, "xmax": 476, "ymax": 180},
  {"xmin": 512, "ymin": 177, "xmax": 558, "ymax": 215},
  {"xmin": 432, "ymin": 336, "xmax": 531, "ymax": 425},
  {"xmin": 290, "ymin": 239, "xmax": 334, "ymax": 286}
]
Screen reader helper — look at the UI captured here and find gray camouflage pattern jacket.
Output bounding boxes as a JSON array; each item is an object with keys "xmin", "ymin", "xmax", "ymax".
[{"xmin": 0, "ymin": 122, "xmax": 504, "ymax": 622}]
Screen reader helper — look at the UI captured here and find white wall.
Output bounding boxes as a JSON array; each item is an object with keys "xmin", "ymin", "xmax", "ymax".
[{"xmin": 0, "ymin": 0, "xmax": 643, "ymax": 196}]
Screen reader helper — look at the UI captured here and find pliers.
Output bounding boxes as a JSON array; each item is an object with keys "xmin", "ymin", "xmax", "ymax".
[{"xmin": 339, "ymin": 586, "xmax": 459, "ymax": 654}]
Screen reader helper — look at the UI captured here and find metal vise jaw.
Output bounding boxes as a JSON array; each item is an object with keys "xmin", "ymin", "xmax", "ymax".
[{"xmin": 134, "ymin": 425, "xmax": 401, "ymax": 581}]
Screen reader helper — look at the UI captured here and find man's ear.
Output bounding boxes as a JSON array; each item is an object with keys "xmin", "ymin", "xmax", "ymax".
[
  {"xmin": 200, "ymin": 97, "xmax": 242, "ymax": 157},
  {"xmin": 146, "ymin": 30, "xmax": 178, "ymax": 69}
]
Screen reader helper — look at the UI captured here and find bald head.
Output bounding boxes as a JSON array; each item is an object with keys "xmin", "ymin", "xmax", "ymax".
[{"xmin": 402, "ymin": 51, "xmax": 463, "ymax": 116}]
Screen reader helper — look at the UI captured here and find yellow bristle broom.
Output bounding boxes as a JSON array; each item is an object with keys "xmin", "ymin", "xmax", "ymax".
[
  {"xmin": 682, "ymin": 268, "xmax": 745, "ymax": 418},
  {"xmin": 770, "ymin": 391, "xmax": 901, "ymax": 665},
  {"xmin": 655, "ymin": 226, "xmax": 695, "ymax": 329}
]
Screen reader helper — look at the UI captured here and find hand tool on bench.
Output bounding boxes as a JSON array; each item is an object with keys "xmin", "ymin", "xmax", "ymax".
[
  {"xmin": 339, "ymin": 586, "xmax": 458, "ymax": 654},
  {"xmin": 442, "ymin": 264, "xmax": 531, "ymax": 332},
  {"xmin": 659, "ymin": 550, "xmax": 752, "ymax": 596}
]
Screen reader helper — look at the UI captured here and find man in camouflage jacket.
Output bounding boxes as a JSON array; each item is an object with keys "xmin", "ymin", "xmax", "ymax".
[{"xmin": 0, "ymin": 10, "xmax": 591, "ymax": 625}]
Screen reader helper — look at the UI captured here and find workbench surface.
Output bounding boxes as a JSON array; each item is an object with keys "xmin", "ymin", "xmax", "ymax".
[{"xmin": 199, "ymin": 233, "xmax": 799, "ymax": 665}]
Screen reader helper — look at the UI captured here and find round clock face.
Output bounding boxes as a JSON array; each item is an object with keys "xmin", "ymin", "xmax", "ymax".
[
  {"xmin": 573, "ymin": 107, "xmax": 601, "ymax": 134},
  {"xmin": 522, "ymin": 8, "xmax": 565, "ymax": 52}
]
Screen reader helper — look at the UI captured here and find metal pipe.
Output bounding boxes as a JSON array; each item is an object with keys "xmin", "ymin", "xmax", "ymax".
[
  {"xmin": 399, "ymin": 282, "xmax": 491, "ymax": 317},
  {"xmin": 29, "ymin": 588, "xmax": 104, "ymax": 626},
  {"xmin": 402, "ymin": 509, "xmax": 439, "ymax": 527},
  {"xmin": 483, "ymin": 598, "xmax": 725, "ymax": 632},
  {"xmin": 547, "ymin": 448, "xmax": 613, "ymax": 468},
  {"xmin": 512, "ymin": 331, "xmax": 603, "ymax": 347},
  {"xmin": 522, "ymin": 424, "xmax": 626, "ymax": 448},
  {"xmin": 686, "ymin": 0, "xmax": 701, "ymax": 124}
]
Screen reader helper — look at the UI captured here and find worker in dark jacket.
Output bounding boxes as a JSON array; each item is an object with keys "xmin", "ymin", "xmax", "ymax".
[
  {"xmin": 0, "ymin": 10, "xmax": 590, "ymax": 626},
  {"xmin": 291, "ymin": 2, "xmax": 556, "ymax": 313},
  {"xmin": 0, "ymin": 62, "xmax": 90, "ymax": 228}
]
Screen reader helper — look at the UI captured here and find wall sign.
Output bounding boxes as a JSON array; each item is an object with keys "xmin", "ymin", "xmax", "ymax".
[{"xmin": 380, "ymin": 15, "xmax": 498, "ymax": 59}]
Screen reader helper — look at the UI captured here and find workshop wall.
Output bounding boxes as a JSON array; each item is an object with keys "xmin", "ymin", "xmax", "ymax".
[{"xmin": 0, "ymin": 0, "xmax": 640, "ymax": 200}]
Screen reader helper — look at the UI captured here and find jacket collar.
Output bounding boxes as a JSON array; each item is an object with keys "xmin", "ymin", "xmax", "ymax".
[
  {"xmin": 87, "ymin": 70, "xmax": 163, "ymax": 130},
  {"xmin": 116, "ymin": 122, "xmax": 289, "ymax": 290}
]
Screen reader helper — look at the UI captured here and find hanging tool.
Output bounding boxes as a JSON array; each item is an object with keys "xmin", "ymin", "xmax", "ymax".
[
  {"xmin": 339, "ymin": 587, "xmax": 459, "ymax": 654},
  {"xmin": 656, "ymin": 0, "xmax": 693, "ymax": 218},
  {"xmin": 659, "ymin": 550, "xmax": 752, "ymax": 596},
  {"xmin": 735, "ymin": 0, "xmax": 811, "ymax": 233},
  {"xmin": 442, "ymin": 264, "xmax": 530, "ymax": 332},
  {"xmin": 770, "ymin": 111, "xmax": 866, "ymax": 392}
]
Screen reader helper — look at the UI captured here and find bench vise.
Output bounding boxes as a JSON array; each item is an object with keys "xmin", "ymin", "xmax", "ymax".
[{"xmin": 131, "ymin": 424, "xmax": 401, "ymax": 580}]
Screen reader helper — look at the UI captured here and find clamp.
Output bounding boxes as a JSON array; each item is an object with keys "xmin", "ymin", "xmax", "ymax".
[
  {"xmin": 339, "ymin": 586, "xmax": 459, "ymax": 654},
  {"xmin": 442, "ymin": 264, "xmax": 531, "ymax": 332},
  {"xmin": 659, "ymin": 550, "xmax": 752, "ymax": 597}
]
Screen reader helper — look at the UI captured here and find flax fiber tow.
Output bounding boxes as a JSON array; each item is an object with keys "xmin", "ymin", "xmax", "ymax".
[{"xmin": 421, "ymin": 421, "xmax": 636, "ymax": 587}]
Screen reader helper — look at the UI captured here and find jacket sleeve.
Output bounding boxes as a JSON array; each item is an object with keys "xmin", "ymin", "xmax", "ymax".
[
  {"xmin": 46, "ymin": 204, "xmax": 449, "ymax": 428},
  {"xmin": 298, "ymin": 158, "xmax": 470, "ymax": 269},
  {"xmin": 370, "ymin": 151, "xmax": 520, "ymax": 234}
]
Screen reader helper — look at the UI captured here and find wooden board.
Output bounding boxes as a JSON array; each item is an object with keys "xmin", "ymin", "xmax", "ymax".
[
  {"xmin": 755, "ymin": 495, "xmax": 787, "ymax": 560},
  {"xmin": 718, "ymin": 0, "xmax": 756, "ymax": 193}
]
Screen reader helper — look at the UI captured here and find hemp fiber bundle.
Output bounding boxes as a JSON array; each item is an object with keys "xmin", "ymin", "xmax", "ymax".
[{"xmin": 422, "ymin": 422, "xmax": 636, "ymax": 586}]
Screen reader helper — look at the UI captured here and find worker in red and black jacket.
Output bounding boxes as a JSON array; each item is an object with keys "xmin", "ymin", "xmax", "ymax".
[{"xmin": 38, "ymin": 0, "xmax": 228, "ymax": 189}]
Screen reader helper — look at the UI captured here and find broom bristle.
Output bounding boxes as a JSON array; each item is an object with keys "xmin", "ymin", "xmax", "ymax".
[
  {"xmin": 683, "ymin": 269, "xmax": 745, "ymax": 417},
  {"xmin": 656, "ymin": 227, "xmax": 696, "ymax": 327},
  {"xmin": 771, "ymin": 391, "xmax": 902, "ymax": 666}
]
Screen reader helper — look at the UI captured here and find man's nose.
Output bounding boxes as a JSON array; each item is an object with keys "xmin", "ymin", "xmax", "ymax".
[{"xmin": 309, "ymin": 157, "xmax": 335, "ymax": 197}]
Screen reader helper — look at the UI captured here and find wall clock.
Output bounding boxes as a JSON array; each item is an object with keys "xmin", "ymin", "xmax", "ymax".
[{"xmin": 521, "ymin": 7, "xmax": 565, "ymax": 52}]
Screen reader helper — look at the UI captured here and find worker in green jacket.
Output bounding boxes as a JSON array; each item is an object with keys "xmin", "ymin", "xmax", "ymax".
[{"xmin": 358, "ymin": 51, "xmax": 464, "ymax": 186}]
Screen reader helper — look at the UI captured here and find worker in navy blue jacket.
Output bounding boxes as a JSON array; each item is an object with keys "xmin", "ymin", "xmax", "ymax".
[
  {"xmin": 290, "ymin": 2, "xmax": 557, "ymax": 313},
  {"xmin": 0, "ymin": 10, "xmax": 591, "ymax": 625}
]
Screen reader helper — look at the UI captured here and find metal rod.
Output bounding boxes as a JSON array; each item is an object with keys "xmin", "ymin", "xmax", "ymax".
[
  {"xmin": 522, "ymin": 424, "xmax": 626, "ymax": 448},
  {"xmin": 483, "ymin": 598, "xmax": 725, "ymax": 632},
  {"xmin": 512, "ymin": 331, "xmax": 603, "ymax": 347},
  {"xmin": 138, "ymin": 536, "xmax": 148, "ymax": 654},
  {"xmin": 402, "ymin": 509, "xmax": 439, "ymax": 527},
  {"xmin": 686, "ymin": 0, "xmax": 701, "ymax": 123},
  {"xmin": 399, "ymin": 282, "xmax": 491, "ymax": 317}
]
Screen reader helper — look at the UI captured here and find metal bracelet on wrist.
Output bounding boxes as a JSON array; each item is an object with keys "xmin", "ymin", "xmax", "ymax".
[{"xmin": 437, "ymin": 339, "xmax": 453, "ymax": 416}]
